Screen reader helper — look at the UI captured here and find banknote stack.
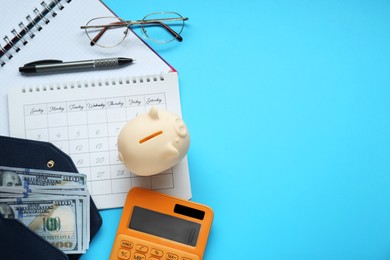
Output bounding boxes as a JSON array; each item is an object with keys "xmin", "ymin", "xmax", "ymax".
[{"xmin": 0, "ymin": 166, "xmax": 90, "ymax": 254}]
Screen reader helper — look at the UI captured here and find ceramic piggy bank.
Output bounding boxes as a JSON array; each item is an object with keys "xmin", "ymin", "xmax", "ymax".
[{"xmin": 117, "ymin": 107, "xmax": 190, "ymax": 176}]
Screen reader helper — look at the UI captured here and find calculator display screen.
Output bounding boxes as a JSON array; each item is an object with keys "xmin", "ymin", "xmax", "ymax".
[{"xmin": 129, "ymin": 206, "xmax": 201, "ymax": 246}]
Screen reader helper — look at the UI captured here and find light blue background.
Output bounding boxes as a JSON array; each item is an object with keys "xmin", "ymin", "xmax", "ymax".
[{"xmin": 82, "ymin": 1, "xmax": 390, "ymax": 259}]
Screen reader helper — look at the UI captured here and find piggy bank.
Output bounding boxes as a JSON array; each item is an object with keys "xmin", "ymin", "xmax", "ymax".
[{"xmin": 117, "ymin": 107, "xmax": 190, "ymax": 176}]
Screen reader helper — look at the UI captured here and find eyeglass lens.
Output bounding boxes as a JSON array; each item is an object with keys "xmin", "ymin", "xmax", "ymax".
[
  {"xmin": 85, "ymin": 17, "xmax": 128, "ymax": 48},
  {"xmin": 140, "ymin": 12, "xmax": 185, "ymax": 44}
]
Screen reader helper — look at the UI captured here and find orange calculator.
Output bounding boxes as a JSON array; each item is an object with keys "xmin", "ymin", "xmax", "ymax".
[{"xmin": 109, "ymin": 187, "xmax": 214, "ymax": 260}]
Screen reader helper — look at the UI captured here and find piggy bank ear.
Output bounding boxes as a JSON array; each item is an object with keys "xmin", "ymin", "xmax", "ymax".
[
  {"xmin": 173, "ymin": 117, "xmax": 188, "ymax": 137},
  {"xmin": 149, "ymin": 106, "xmax": 159, "ymax": 119}
]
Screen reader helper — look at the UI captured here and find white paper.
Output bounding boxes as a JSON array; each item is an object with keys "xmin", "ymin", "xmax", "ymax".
[
  {"xmin": 2, "ymin": 0, "xmax": 191, "ymax": 208},
  {"xmin": 8, "ymin": 72, "xmax": 192, "ymax": 209}
]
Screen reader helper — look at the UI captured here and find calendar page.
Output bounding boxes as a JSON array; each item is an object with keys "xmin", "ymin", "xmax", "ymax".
[{"xmin": 8, "ymin": 72, "xmax": 192, "ymax": 209}]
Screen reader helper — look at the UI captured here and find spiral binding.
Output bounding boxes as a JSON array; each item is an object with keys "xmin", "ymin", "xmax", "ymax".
[
  {"xmin": 20, "ymin": 74, "xmax": 166, "ymax": 94},
  {"xmin": 0, "ymin": 0, "xmax": 72, "ymax": 67}
]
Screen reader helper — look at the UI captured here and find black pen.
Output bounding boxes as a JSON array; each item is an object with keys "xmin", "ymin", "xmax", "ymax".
[{"xmin": 19, "ymin": 57, "xmax": 134, "ymax": 74}]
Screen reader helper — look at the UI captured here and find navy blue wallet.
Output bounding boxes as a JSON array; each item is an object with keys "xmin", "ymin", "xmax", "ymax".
[{"xmin": 0, "ymin": 135, "xmax": 102, "ymax": 259}]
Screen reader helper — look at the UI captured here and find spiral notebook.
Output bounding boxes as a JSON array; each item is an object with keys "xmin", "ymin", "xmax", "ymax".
[
  {"xmin": 3, "ymin": 0, "xmax": 192, "ymax": 209},
  {"xmin": 0, "ymin": 0, "xmax": 176, "ymax": 135}
]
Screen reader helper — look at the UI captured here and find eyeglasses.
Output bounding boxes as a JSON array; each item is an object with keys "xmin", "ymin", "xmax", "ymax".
[{"xmin": 80, "ymin": 12, "xmax": 188, "ymax": 48}]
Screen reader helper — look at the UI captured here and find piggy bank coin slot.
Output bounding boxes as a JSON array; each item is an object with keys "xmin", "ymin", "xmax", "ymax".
[{"xmin": 139, "ymin": 130, "xmax": 163, "ymax": 144}]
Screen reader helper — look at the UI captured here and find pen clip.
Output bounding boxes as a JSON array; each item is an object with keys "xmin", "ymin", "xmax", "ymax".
[{"xmin": 23, "ymin": 59, "xmax": 63, "ymax": 66}]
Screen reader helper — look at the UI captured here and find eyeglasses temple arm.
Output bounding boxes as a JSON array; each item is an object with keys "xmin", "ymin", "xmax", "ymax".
[{"xmin": 141, "ymin": 21, "xmax": 183, "ymax": 42}]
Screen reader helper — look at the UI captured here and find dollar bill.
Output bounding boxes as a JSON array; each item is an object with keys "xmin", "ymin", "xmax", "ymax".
[
  {"xmin": 0, "ymin": 166, "xmax": 90, "ymax": 254},
  {"xmin": 0, "ymin": 166, "xmax": 86, "ymax": 190},
  {"xmin": 0, "ymin": 188, "xmax": 89, "ymax": 197},
  {"xmin": 0, "ymin": 197, "xmax": 84, "ymax": 254}
]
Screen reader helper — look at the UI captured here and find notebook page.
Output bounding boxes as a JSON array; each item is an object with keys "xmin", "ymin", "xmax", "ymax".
[
  {"xmin": 0, "ymin": 0, "xmax": 173, "ymax": 136},
  {"xmin": 8, "ymin": 72, "xmax": 191, "ymax": 209}
]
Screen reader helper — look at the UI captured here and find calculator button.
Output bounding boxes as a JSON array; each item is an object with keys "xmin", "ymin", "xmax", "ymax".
[
  {"xmin": 133, "ymin": 253, "xmax": 146, "ymax": 260},
  {"xmin": 117, "ymin": 249, "xmax": 131, "ymax": 259},
  {"xmin": 120, "ymin": 240, "xmax": 134, "ymax": 249},
  {"xmin": 150, "ymin": 248, "xmax": 163, "ymax": 257},
  {"xmin": 135, "ymin": 244, "xmax": 149, "ymax": 253},
  {"xmin": 165, "ymin": 252, "xmax": 179, "ymax": 260}
]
